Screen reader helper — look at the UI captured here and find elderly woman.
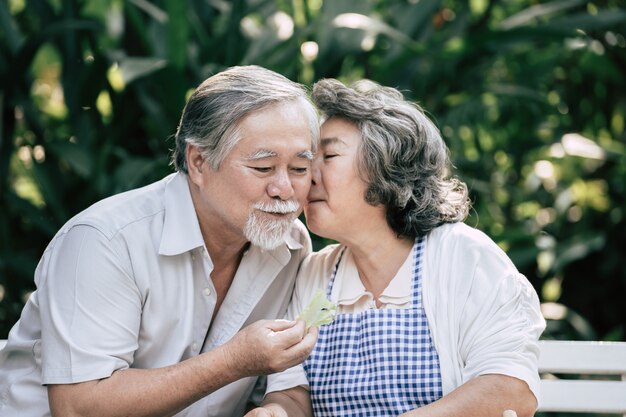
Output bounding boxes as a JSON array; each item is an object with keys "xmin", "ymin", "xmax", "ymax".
[{"xmin": 248, "ymin": 79, "xmax": 545, "ymax": 417}]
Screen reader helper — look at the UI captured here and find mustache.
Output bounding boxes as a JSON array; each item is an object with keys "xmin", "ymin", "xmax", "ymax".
[{"xmin": 253, "ymin": 200, "xmax": 300, "ymax": 214}]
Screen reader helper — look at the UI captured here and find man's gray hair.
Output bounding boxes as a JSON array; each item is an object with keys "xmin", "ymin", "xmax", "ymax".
[
  {"xmin": 172, "ymin": 65, "xmax": 319, "ymax": 172},
  {"xmin": 312, "ymin": 78, "xmax": 470, "ymax": 238}
]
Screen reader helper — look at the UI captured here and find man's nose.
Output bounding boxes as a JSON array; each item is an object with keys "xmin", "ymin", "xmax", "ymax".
[{"xmin": 267, "ymin": 169, "xmax": 295, "ymax": 200}]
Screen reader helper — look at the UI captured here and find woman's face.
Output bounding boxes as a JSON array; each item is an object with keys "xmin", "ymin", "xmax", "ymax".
[{"xmin": 304, "ymin": 117, "xmax": 383, "ymax": 241}]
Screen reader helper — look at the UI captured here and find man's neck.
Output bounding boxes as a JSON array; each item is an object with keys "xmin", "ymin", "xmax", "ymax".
[{"xmin": 205, "ymin": 238, "xmax": 249, "ymax": 270}]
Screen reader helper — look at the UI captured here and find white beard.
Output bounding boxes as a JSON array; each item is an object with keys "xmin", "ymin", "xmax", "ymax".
[{"xmin": 243, "ymin": 200, "xmax": 300, "ymax": 250}]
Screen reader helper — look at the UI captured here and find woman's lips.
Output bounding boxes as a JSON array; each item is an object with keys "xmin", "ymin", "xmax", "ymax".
[{"xmin": 306, "ymin": 198, "xmax": 325, "ymax": 204}]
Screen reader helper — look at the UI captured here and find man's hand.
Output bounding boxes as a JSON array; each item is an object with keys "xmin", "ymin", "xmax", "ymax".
[{"xmin": 220, "ymin": 319, "xmax": 318, "ymax": 379}]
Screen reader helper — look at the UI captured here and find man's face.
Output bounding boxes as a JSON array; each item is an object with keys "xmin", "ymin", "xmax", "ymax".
[{"xmin": 188, "ymin": 100, "xmax": 314, "ymax": 250}]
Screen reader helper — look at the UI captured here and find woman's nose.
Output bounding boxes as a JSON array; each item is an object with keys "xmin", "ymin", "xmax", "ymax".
[{"xmin": 310, "ymin": 157, "xmax": 322, "ymax": 186}]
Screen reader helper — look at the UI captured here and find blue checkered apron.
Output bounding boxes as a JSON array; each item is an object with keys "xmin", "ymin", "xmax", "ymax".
[{"xmin": 303, "ymin": 238, "xmax": 442, "ymax": 416}]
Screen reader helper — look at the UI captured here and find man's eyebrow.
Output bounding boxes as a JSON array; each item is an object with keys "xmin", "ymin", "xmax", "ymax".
[
  {"xmin": 246, "ymin": 149, "xmax": 314, "ymax": 161},
  {"xmin": 246, "ymin": 149, "xmax": 277, "ymax": 160},
  {"xmin": 297, "ymin": 150, "xmax": 314, "ymax": 160}
]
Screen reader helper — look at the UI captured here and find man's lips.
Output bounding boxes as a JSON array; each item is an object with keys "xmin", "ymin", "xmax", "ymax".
[{"xmin": 261, "ymin": 211, "xmax": 296, "ymax": 218}]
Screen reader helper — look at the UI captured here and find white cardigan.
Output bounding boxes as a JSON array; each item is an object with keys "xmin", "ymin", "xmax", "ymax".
[{"xmin": 267, "ymin": 222, "xmax": 545, "ymax": 401}]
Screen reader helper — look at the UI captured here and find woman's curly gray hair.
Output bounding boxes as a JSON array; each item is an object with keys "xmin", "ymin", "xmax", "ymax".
[{"xmin": 312, "ymin": 78, "xmax": 470, "ymax": 239}]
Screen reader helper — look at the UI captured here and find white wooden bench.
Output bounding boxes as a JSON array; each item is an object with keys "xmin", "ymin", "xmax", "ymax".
[
  {"xmin": 1, "ymin": 339, "xmax": 625, "ymax": 414},
  {"xmin": 537, "ymin": 340, "xmax": 626, "ymax": 415}
]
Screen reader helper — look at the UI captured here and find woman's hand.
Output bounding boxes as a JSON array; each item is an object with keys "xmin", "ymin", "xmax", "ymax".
[
  {"xmin": 244, "ymin": 405, "xmax": 288, "ymax": 417},
  {"xmin": 244, "ymin": 386, "xmax": 312, "ymax": 417}
]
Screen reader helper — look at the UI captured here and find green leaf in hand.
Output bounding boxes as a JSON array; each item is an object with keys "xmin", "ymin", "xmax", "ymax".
[{"xmin": 296, "ymin": 289, "xmax": 337, "ymax": 330}]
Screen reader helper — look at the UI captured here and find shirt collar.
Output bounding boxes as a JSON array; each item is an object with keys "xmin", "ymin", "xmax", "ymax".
[
  {"xmin": 378, "ymin": 250, "xmax": 413, "ymax": 304},
  {"xmin": 158, "ymin": 172, "xmax": 205, "ymax": 256},
  {"xmin": 333, "ymin": 246, "xmax": 413, "ymax": 306},
  {"xmin": 283, "ymin": 230, "xmax": 304, "ymax": 251}
]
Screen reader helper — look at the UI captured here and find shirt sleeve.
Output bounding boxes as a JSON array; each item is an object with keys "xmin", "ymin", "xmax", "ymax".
[
  {"xmin": 266, "ymin": 364, "xmax": 309, "ymax": 394},
  {"xmin": 453, "ymin": 227, "xmax": 545, "ymax": 400},
  {"xmin": 462, "ymin": 272, "xmax": 544, "ymax": 397},
  {"xmin": 37, "ymin": 224, "xmax": 142, "ymax": 384}
]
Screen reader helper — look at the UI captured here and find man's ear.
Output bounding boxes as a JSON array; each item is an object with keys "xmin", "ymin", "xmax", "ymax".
[{"xmin": 186, "ymin": 145, "xmax": 206, "ymax": 186}]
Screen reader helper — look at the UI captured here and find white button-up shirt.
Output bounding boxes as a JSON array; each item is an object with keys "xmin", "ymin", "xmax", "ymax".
[{"xmin": 0, "ymin": 172, "xmax": 311, "ymax": 417}]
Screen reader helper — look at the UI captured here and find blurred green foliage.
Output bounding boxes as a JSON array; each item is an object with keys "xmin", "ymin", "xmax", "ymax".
[{"xmin": 1, "ymin": 0, "xmax": 625, "ymax": 391}]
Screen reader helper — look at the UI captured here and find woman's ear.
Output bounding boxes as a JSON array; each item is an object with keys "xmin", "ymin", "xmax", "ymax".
[{"xmin": 186, "ymin": 145, "xmax": 205, "ymax": 186}]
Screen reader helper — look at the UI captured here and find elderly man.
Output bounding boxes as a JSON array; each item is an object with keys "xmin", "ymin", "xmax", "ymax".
[{"xmin": 0, "ymin": 66, "xmax": 319, "ymax": 417}]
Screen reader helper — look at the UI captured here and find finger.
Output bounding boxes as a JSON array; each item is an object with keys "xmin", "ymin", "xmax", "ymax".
[
  {"xmin": 266, "ymin": 319, "xmax": 297, "ymax": 332},
  {"xmin": 262, "ymin": 404, "xmax": 289, "ymax": 417},
  {"xmin": 280, "ymin": 326, "xmax": 319, "ymax": 367},
  {"xmin": 290, "ymin": 319, "xmax": 307, "ymax": 337},
  {"xmin": 306, "ymin": 324, "xmax": 319, "ymax": 338},
  {"xmin": 267, "ymin": 320, "xmax": 306, "ymax": 344},
  {"xmin": 244, "ymin": 408, "xmax": 271, "ymax": 417},
  {"xmin": 300, "ymin": 325, "xmax": 319, "ymax": 350},
  {"xmin": 280, "ymin": 321, "xmax": 316, "ymax": 347}
]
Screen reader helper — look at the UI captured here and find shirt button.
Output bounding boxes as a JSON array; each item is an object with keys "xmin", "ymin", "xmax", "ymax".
[
  {"xmin": 192, "ymin": 342, "xmax": 198, "ymax": 351},
  {"xmin": 203, "ymin": 287, "xmax": 211, "ymax": 296}
]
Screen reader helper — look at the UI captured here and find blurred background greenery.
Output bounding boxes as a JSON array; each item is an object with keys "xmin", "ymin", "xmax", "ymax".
[{"xmin": 0, "ymin": 1, "xmax": 625, "ymax": 412}]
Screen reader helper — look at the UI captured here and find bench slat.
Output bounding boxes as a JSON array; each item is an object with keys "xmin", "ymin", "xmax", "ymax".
[
  {"xmin": 538, "ymin": 340, "xmax": 626, "ymax": 374},
  {"xmin": 538, "ymin": 379, "xmax": 626, "ymax": 413},
  {"xmin": 538, "ymin": 340, "xmax": 626, "ymax": 415}
]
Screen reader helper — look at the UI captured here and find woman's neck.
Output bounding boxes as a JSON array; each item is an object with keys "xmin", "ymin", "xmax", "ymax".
[{"xmin": 343, "ymin": 225, "xmax": 414, "ymax": 301}]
